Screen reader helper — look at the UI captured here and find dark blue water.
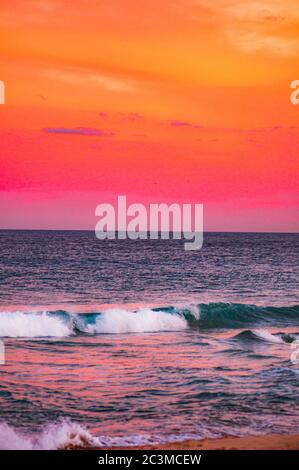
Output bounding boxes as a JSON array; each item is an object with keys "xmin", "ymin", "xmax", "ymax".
[
  {"xmin": 1, "ymin": 231, "xmax": 298, "ymax": 307},
  {"xmin": 0, "ymin": 231, "xmax": 298, "ymax": 449}
]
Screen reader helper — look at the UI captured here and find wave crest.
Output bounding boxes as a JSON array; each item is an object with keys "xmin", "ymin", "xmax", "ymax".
[
  {"xmin": 0, "ymin": 303, "xmax": 298, "ymax": 338},
  {"xmin": 0, "ymin": 311, "xmax": 72, "ymax": 338},
  {"xmin": 85, "ymin": 308, "xmax": 187, "ymax": 334}
]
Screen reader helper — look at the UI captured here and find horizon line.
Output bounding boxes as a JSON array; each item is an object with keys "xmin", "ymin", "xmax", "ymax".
[{"xmin": 0, "ymin": 229, "xmax": 298, "ymax": 235}]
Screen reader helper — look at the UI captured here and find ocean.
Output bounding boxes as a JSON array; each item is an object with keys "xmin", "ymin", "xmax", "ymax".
[{"xmin": 0, "ymin": 230, "xmax": 298, "ymax": 449}]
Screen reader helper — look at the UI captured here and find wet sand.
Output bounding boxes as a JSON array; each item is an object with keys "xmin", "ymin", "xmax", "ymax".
[{"xmin": 101, "ymin": 434, "xmax": 299, "ymax": 451}]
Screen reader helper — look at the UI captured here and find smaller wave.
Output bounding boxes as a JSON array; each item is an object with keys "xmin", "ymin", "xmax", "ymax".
[
  {"xmin": 0, "ymin": 420, "xmax": 100, "ymax": 450},
  {"xmin": 1, "ymin": 416, "xmax": 298, "ymax": 450},
  {"xmin": 0, "ymin": 420, "xmax": 219, "ymax": 450},
  {"xmin": 233, "ymin": 329, "xmax": 297, "ymax": 344},
  {"xmin": 0, "ymin": 420, "xmax": 202, "ymax": 450},
  {"xmin": 252, "ymin": 329, "xmax": 285, "ymax": 344}
]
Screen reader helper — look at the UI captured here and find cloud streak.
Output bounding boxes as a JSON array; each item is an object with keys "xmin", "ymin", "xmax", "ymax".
[
  {"xmin": 43, "ymin": 127, "xmax": 114, "ymax": 136},
  {"xmin": 167, "ymin": 120, "xmax": 204, "ymax": 129},
  {"xmin": 46, "ymin": 68, "xmax": 141, "ymax": 94}
]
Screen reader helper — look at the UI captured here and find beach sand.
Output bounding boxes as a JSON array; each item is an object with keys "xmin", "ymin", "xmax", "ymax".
[{"xmin": 100, "ymin": 434, "xmax": 299, "ymax": 451}]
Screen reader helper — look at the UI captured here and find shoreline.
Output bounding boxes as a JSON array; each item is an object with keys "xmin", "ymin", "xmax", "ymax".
[{"xmin": 98, "ymin": 434, "xmax": 299, "ymax": 451}]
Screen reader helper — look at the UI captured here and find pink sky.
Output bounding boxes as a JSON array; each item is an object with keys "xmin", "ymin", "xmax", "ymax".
[{"xmin": 0, "ymin": 0, "xmax": 298, "ymax": 231}]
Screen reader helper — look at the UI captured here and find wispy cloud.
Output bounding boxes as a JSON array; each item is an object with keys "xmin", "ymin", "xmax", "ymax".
[
  {"xmin": 43, "ymin": 127, "xmax": 114, "ymax": 136},
  {"xmin": 226, "ymin": 30, "xmax": 299, "ymax": 56},
  {"xmin": 167, "ymin": 120, "xmax": 204, "ymax": 129},
  {"xmin": 195, "ymin": 0, "xmax": 299, "ymax": 57},
  {"xmin": 46, "ymin": 68, "xmax": 141, "ymax": 94},
  {"xmin": 120, "ymin": 112, "xmax": 143, "ymax": 122}
]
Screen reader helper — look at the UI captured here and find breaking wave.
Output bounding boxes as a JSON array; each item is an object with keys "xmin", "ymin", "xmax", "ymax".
[
  {"xmin": 0, "ymin": 419, "xmax": 209, "ymax": 450},
  {"xmin": 1, "ymin": 415, "xmax": 299, "ymax": 450},
  {"xmin": 0, "ymin": 311, "xmax": 71, "ymax": 338},
  {"xmin": 0, "ymin": 420, "xmax": 101, "ymax": 450},
  {"xmin": 0, "ymin": 303, "xmax": 298, "ymax": 338}
]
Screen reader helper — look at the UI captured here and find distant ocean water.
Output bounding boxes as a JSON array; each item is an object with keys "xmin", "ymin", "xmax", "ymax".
[{"xmin": 0, "ymin": 230, "xmax": 298, "ymax": 449}]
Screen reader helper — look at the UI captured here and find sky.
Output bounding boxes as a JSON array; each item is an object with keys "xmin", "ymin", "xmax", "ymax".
[{"xmin": 0, "ymin": 0, "xmax": 298, "ymax": 231}]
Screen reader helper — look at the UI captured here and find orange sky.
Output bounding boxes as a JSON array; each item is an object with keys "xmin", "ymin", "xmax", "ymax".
[{"xmin": 0, "ymin": 0, "xmax": 298, "ymax": 231}]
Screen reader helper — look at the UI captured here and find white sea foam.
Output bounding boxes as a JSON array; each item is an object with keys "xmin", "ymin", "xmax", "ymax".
[
  {"xmin": 1, "ymin": 418, "xmax": 291, "ymax": 450},
  {"xmin": 0, "ymin": 420, "xmax": 205, "ymax": 450},
  {"xmin": 0, "ymin": 308, "xmax": 187, "ymax": 338},
  {"xmin": 86, "ymin": 308, "xmax": 187, "ymax": 334},
  {"xmin": 0, "ymin": 422, "xmax": 33, "ymax": 450},
  {"xmin": 1, "ymin": 414, "xmax": 298, "ymax": 450},
  {"xmin": 0, "ymin": 311, "xmax": 71, "ymax": 338},
  {"xmin": 251, "ymin": 329, "xmax": 283, "ymax": 344},
  {"xmin": 0, "ymin": 421, "xmax": 100, "ymax": 450}
]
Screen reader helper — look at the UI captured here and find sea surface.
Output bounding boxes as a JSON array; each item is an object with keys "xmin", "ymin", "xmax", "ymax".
[{"xmin": 0, "ymin": 230, "xmax": 298, "ymax": 449}]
